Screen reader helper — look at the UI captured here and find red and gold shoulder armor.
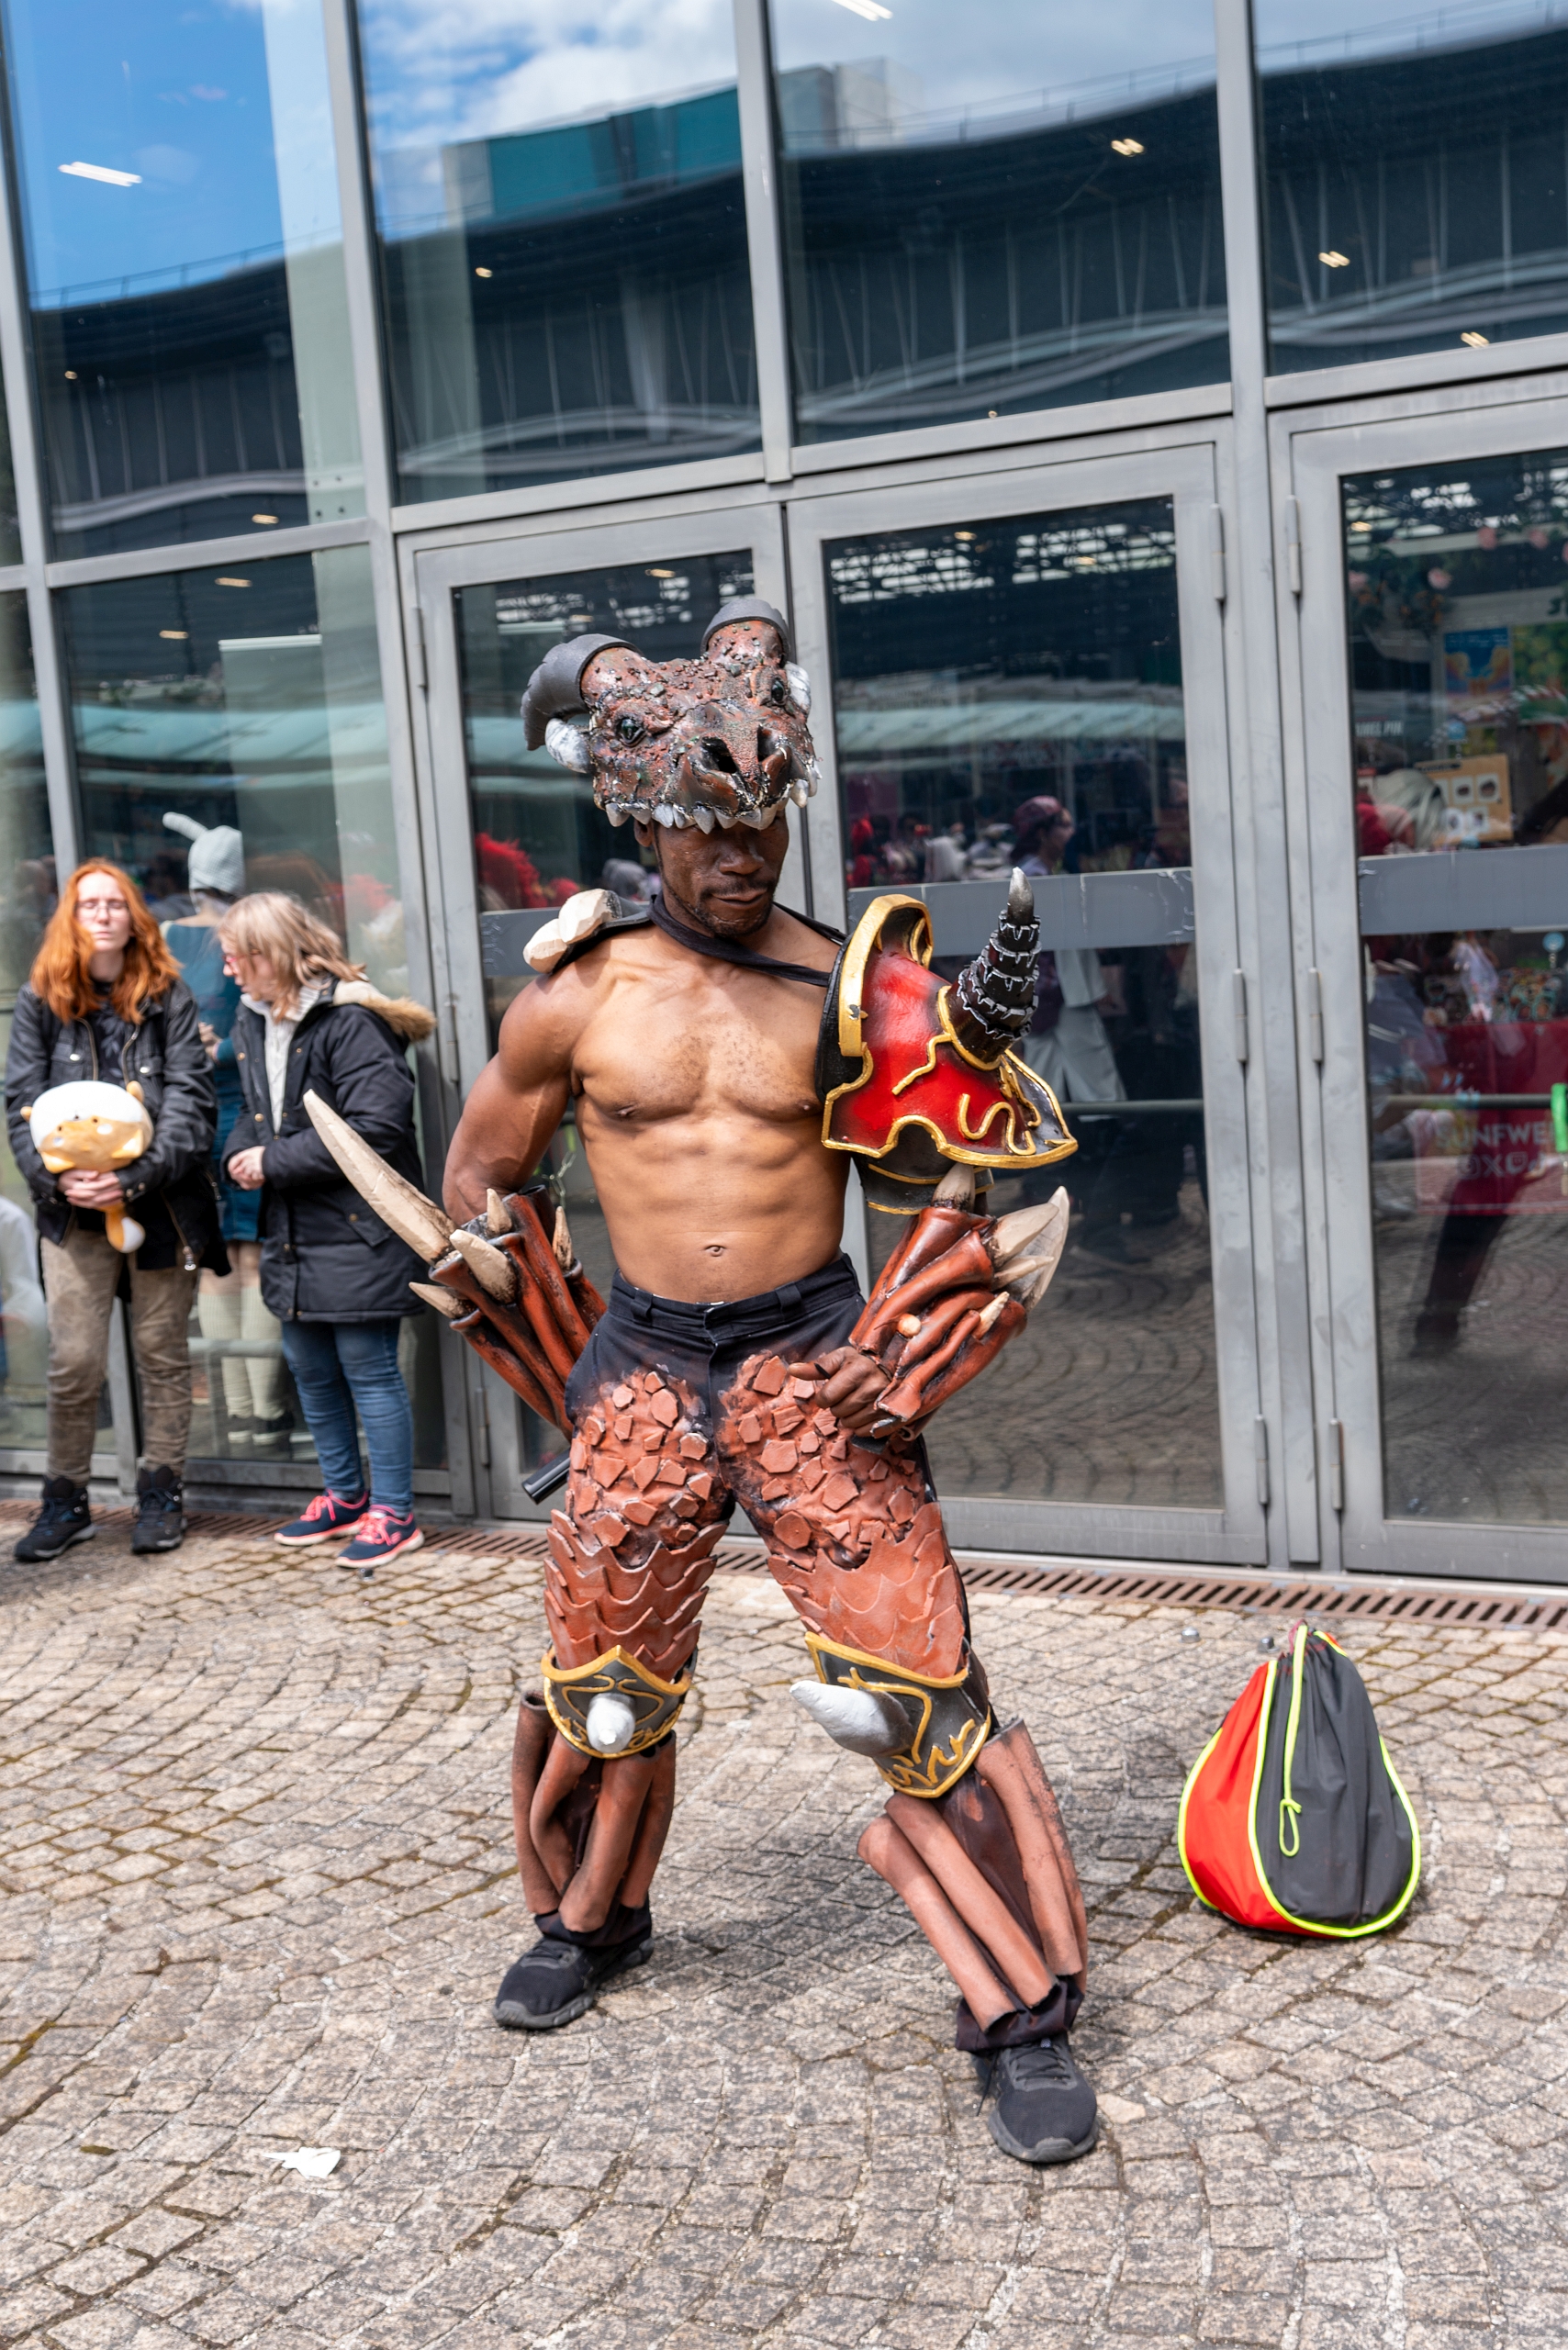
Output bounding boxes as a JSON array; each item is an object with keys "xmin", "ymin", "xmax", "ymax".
[{"xmin": 816, "ymin": 894, "xmax": 1075, "ymax": 1211}]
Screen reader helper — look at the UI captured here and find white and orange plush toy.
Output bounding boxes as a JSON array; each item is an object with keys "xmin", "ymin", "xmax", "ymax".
[{"xmin": 21, "ymin": 1080, "xmax": 153, "ymax": 1253}]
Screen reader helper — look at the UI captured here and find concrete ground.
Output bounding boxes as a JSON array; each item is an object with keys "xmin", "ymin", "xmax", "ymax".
[{"xmin": 0, "ymin": 1516, "xmax": 1564, "ymax": 2350}]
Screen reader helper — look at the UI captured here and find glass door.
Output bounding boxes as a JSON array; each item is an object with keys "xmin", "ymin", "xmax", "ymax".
[
  {"xmin": 788, "ymin": 442, "xmax": 1264, "ymax": 1564},
  {"xmin": 1287, "ymin": 399, "xmax": 1568, "ymax": 1581},
  {"xmin": 407, "ymin": 503, "xmax": 789, "ymax": 1514}
]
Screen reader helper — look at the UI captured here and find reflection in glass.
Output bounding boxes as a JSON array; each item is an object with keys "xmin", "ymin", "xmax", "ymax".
[
  {"xmin": 827, "ymin": 503, "xmax": 1217, "ymax": 1509},
  {"xmin": 355, "ymin": 0, "xmax": 758, "ymax": 502},
  {"xmin": 1346, "ymin": 447, "xmax": 1568, "ymax": 1521},
  {"xmin": 1257, "ymin": 0, "xmax": 1568, "ymax": 375},
  {"xmin": 457, "ymin": 549, "xmax": 755, "ymax": 1036},
  {"xmin": 0, "ymin": 0, "xmax": 362, "ymax": 555},
  {"xmin": 770, "ymin": 0, "xmax": 1226, "ymax": 442},
  {"xmin": 59, "ymin": 549, "xmax": 443, "ymax": 1476},
  {"xmin": 0, "ymin": 599, "xmax": 52, "ymax": 1454}
]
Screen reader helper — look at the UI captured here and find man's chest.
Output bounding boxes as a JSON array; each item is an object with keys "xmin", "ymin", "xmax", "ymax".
[{"xmin": 575, "ymin": 978, "xmax": 823, "ymax": 1129}]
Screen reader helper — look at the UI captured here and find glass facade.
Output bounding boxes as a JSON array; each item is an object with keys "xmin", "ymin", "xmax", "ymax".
[
  {"xmin": 1257, "ymin": 0, "xmax": 1568, "ymax": 375},
  {"xmin": 772, "ymin": 0, "xmax": 1226, "ymax": 440},
  {"xmin": 0, "ymin": 0, "xmax": 362, "ymax": 555},
  {"xmin": 0, "ymin": 0, "xmax": 1551, "ymax": 1565},
  {"xmin": 357, "ymin": 0, "xmax": 757, "ymax": 502},
  {"xmin": 1347, "ymin": 445, "xmax": 1568, "ymax": 1524}
]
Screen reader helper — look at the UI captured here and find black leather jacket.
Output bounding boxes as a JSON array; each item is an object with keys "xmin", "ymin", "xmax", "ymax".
[{"xmin": 5, "ymin": 979, "xmax": 224, "ymax": 1270}]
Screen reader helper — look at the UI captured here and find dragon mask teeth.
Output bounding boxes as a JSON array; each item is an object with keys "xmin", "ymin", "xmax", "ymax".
[{"xmin": 520, "ymin": 597, "xmax": 819, "ymax": 832}]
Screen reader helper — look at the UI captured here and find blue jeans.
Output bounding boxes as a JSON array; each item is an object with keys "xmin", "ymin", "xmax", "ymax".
[{"xmin": 280, "ymin": 1318, "xmax": 414, "ymax": 1516}]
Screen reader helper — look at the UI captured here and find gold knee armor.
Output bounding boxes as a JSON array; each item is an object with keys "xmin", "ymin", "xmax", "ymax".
[
  {"xmin": 804, "ymin": 1633, "xmax": 991, "ymax": 1798},
  {"xmin": 540, "ymin": 1643, "xmax": 692, "ymax": 1758}
]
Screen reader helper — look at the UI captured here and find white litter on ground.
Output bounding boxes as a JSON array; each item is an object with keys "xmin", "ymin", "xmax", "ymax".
[{"xmin": 273, "ymin": 2146, "xmax": 341, "ymax": 2178}]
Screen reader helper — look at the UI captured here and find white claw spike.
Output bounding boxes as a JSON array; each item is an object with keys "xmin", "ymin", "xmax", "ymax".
[
  {"xmin": 715, "ymin": 811, "xmax": 738, "ymax": 829},
  {"xmin": 785, "ymin": 660, "xmax": 812, "ymax": 714},
  {"xmin": 789, "ymin": 777, "xmax": 810, "ymax": 806},
  {"xmin": 543, "ymin": 716, "xmax": 594, "ymax": 774},
  {"xmin": 790, "ymin": 1680, "xmax": 908, "ymax": 1757},
  {"xmin": 692, "ymin": 804, "xmax": 715, "ymax": 833},
  {"xmin": 978, "ymin": 1293, "xmax": 1009, "ymax": 1333},
  {"xmin": 409, "ymin": 1280, "xmax": 464, "ymax": 1319},
  {"xmin": 653, "ymin": 803, "xmax": 677, "ymax": 827},
  {"xmin": 485, "ymin": 1188, "xmax": 511, "ymax": 1236},
  {"xmin": 586, "ymin": 1693, "xmax": 637, "ymax": 1754},
  {"xmin": 450, "ymin": 1225, "xmax": 518, "ymax": 1303},
  {"xmin": 606, "ymin": 805, "xmax": 628, "ymax": 827},
  {"xmin": 991, "ymin": 1190, "xmax": 1069, "ymax": 1267}
]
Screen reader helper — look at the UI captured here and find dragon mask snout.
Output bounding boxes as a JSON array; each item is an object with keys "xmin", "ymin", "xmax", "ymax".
[{"xmin": 521, "ymin": 598, "xmax": 821, "ymax": 831}]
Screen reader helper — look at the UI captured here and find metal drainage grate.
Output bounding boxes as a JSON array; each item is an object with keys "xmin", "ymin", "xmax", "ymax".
[
  {"xmin": 948, "ymin": 1557, "xmax": 1568, "ymax": 1630},
  {"xmin": 4, "ymin": 1496, "xmax": 1562, "ymax": 1629}
]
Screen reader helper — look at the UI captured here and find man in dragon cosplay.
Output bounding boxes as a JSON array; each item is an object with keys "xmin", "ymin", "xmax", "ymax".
[{"xmin": 304, "ymin": 599, "xmax": 1096, "ymax": 2164}]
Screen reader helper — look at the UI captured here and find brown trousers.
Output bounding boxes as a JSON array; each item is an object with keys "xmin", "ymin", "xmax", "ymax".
[{"xmin": 41, "ymin": 1226, "xmax": 197, "ymax": 1479}]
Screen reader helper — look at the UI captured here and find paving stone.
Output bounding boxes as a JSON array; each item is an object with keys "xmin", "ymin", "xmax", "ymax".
[{"xmin": 2, "ymin": 1523, "xmax": 1566, "ymax": 2344}]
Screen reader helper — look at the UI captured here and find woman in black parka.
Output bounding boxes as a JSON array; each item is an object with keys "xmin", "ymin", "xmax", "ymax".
[
  {"xmin": 218, "ymin": 892, "xmax": 435, "ymax": 1568},
  {"xmin": 6, "ymin": 859, "xmax": 224, "ymax": 1561}
]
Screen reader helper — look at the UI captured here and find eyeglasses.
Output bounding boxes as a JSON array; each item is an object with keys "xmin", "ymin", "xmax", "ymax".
[{"xmin": 77, "ymin": 896, "xmax": 129, "ymax": 917}]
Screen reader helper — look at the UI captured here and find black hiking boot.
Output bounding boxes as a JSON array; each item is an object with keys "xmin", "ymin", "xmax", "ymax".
[
  {"xmin": 130, "ymin": 1466, "xmax": 185, "ymax": 1554},
  {"xmin": 493, "ymin": 1923, "xmax": 653, "ymax": 2031},
  {"xmin": 13, "ymin": 1475, "xmax": 94, "ymax": 1562},
  {"xmin": 976, "ymin": 2035, "xmax": 1099, "ymax": 2165}
]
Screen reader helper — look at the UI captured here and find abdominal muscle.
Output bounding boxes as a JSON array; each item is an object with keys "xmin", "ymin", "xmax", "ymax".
[{"xmin": 581, "ymin": 1102, "xmax": 852, "ymax": 1304}]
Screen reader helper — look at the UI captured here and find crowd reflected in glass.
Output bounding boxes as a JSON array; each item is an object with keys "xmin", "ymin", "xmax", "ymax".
[
  {"xmin": 57, "ymin": 548, "xmax": 443, "ymax": 1476},
  {"xmin": 1257, "ymin": 0, "xmax": 1568, "ymax": 375},
  {"xmin": 1346, "ymin": 445, "xmax": 1568, "ymax": 1522},
  {"xmin": 829, "ymin": 501, "xmax": 1219, "ymax": 1510},
  {"xmin": 0, "ymin": 0, "xmax": 362, "ymax": 555},
  {"xmin": 770, "ymin": 0, "xmax": 1226, "ymax": 442},
  {"xmin": 355, "ymin": 0, "xmax": 758, "ymax": 503}
]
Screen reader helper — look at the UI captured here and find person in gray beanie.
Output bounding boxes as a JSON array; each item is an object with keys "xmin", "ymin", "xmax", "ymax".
[{"xmin": 162, "ymin": 814, "xmax": 292, "ymax": 1458}]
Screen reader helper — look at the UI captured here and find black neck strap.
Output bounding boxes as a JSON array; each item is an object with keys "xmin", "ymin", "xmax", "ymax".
[{"xmin": 649, "ymin": 891, "xmax": 839, "ymax": 988}]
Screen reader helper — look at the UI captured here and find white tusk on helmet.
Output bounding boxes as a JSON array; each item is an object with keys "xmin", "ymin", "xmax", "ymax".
[
  {"xmin": 543, "ymin": 716, "xmax": 594, "ymax": 774},
  {"xmin": 785, "ymin": 661, "xmax": 812, "ymax": 714}
]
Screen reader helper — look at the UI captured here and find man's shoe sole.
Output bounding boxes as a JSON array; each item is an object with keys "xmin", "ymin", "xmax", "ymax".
[
  {"xmin": 984, "ymin": 2105, "xmax": 1099, "ymax": 2165},
  {"xmin": 493, "ymin": 1936, "xmax": 652, "ymax": 2031},
  {"xmin": 13, "ymin": 1523, "xmax": 95, "ymax": 1563}
]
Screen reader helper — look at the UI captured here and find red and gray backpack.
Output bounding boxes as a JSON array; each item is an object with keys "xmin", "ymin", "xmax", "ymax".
[{"xmin": 1178, "ymin": 1623, "xmax": 1421, "ymax": 1939}]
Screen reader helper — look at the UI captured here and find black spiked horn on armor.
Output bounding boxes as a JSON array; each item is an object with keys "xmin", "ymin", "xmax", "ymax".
[{"xmin": 947, "ymin": 867, "xmax": 1041, "ymax": 1062}]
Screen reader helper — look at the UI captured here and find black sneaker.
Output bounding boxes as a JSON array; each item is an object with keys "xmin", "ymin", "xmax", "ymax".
[
  {"xmin": 13, "ymin": 1475, "xmax": 94, "ymax": 1562},
  {"xmin": 493, "ymin": 1928, "xmax": 653, "ymax": 2031},
  {"xmin": 130, "ymin": 1466, "xmax": 185, "ymax": 1554},
  {"xmin": 977, "ymin": 2036, "xmax": 1099, "ymax": 2165}
]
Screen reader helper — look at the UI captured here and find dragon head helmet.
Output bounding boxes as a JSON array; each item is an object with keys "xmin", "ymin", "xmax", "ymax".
[{"xmin": 520, "ymin": 597, "xmax": 820, "ymax": 833}]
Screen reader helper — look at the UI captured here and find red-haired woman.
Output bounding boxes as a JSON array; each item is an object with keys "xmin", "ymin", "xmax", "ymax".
[{"xmin": 5, "ymin": 860, "xmax": 224, "ymax": 1560}]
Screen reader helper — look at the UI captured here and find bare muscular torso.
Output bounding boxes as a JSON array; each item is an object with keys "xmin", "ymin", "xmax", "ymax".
[{"xmin": 443, "ymin": 909, "xmax": 846, "ymax": 1303}]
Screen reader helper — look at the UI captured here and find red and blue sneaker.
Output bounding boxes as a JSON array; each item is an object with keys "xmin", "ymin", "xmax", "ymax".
[
  {"xmin": 339, "ymin": 1506, "xmax": 424, "ymax": 1571},
  {"xmin": 274, "ymin": 1490, "xmax": 368, "ymax": 1547}
]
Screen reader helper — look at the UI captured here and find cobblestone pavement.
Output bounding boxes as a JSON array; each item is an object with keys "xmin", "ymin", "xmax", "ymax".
[{"xmin": 1, "ymin": 1518, "xmax": 1565, "ymax": 2350}]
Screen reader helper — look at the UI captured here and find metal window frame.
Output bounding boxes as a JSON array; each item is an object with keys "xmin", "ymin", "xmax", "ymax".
[
  {"xmin": 784, "ymin": 435, "xmax": 1267, "ymax": 1566},
  {"xmin": 1275, "ymin": 379, "xmax": 1568, "ymax": 1583}
]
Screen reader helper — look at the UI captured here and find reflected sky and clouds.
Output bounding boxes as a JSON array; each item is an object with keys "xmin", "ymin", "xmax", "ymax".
[{"xmin": 2, "ymin": 0, "xmax": 341, "ymax": 299}]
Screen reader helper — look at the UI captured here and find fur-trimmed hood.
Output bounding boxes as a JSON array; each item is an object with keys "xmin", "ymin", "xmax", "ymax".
[{"xmin": 330, "ymin": 979, "xmax": 437, "ymax": 1042}]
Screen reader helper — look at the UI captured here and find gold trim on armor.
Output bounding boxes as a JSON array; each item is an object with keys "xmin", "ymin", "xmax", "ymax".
[
  {"xmin": 804, "ymin": 1631, "xmax": 991, "ymax": 1799},
  {"xmin": 540, "ymin": 1644, "xmax": 692, "ymax": 1758}
]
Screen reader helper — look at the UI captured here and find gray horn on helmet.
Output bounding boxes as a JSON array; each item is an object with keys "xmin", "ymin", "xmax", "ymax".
[
  {"xmin": 700, "ymin": 598, "xmax": 792, "ymax": 662},
  {"xmin": 520, "ymin": 634, "xmax": 632, "ymax": 773}
]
